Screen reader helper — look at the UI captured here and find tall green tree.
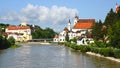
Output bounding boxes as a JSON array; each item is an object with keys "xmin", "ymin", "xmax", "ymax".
[
  {"xmin": 110, "ymin": 20, "xmax": 120, "ymax": 48},
  {"xmin": 0, "ymin": 36, "xmax": 11, "ymax": 49},
  {"xmin": 104, "ymin": 9, "xmax": 117, "ymax": 26},
  {"xmin": 92, "ymin": 20, "xmax": 103, "ymax": 40},
  {"xmin": 65, "ymin": 32, "xmax": 69, "ymax": 42}
]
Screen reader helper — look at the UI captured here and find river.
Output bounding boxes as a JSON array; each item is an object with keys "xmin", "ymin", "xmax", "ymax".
[{"xmin": 0, "ymin": 44, "xmax": 120, "ymax": 68}]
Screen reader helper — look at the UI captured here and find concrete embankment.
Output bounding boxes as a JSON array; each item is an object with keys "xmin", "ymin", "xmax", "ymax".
[{"xmin": 86, "ymin": 52, "xmax": 120, "ymax": 63}]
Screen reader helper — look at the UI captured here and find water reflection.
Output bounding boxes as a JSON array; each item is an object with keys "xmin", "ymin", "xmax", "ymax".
[
  {"xmin": 0, "ymin": 44, "xmax": 120, "ymax": 68},
  {"xmin": 14, "ymin": 45, "xmax": 31, "ymax": 68}
]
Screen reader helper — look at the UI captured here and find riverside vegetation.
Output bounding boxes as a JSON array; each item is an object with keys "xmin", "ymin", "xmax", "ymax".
[
  {"xmin": 0, "ymin": 23, "xmax": 21, "ymax": 50},
  {"xmin": 64, "ymin": 42, "xmax": 120, "ymax": 58},
  {"xmin": 61, "ymin": 7, "xmax": 120, "ymax": 58},
  {"xmin": 0, "ymin": 36, "xmax": 20, "ymax": 50}
]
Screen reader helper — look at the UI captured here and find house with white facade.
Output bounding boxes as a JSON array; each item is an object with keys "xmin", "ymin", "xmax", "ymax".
[
  {"xmin": 53, "ymin": 14, "xmax": 95, "ymax": 45},
  {"xmin": 53, "ymin": 27, "xmax": 68, "ymax": 42},
  {"xmin": 5, "ymin": 22, "xmax": 32, "ymax": 42}
]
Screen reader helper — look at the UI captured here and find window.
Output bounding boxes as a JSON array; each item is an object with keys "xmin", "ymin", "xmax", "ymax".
[{"xmin": 60, "ymin": 39, "xmax": 62, "ymax": 41}]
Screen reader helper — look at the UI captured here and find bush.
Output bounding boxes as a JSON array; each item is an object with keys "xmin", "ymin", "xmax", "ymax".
[
  {"xmin": 65, "ymin": 42, "xmax": 91, "ymax": 53},
  {"xmin": 8, "ymin": 36, "xmax": 15, "ymax": 45},
  {"xmin": 0, "ymin": 36, "xmax": 11, "ymax": 49},
  {"xmin": 79, "ymin": 45, "xmax": 90, "ymax": 53},
  {"xmin": 65, "ymin": 42, "xmax": 71, "ymax": 47},
  {"xmin": 94, "ymin": 40, "xmax": 106, "ymax": 48},
  {"xmin": 113, "ymin": 49, "xmax": 120, "ymax": 58},
  {"xmin": 69, "ymin": 38, "xmax": 77, "ymax": 43},
  {"xmin": 65, "ymin": 42, "xmax": 120, "ymax": 58}
]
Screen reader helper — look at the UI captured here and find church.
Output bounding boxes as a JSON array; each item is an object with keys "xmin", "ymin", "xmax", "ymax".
[{"xmin": 53, "ymin": 14, "xmax": 95, "ymax": 45}]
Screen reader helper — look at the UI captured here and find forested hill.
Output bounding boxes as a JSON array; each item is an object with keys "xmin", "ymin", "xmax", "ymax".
[{"xmin": 30, "ymin": 25, "xmax": 57, "ymax": 39}]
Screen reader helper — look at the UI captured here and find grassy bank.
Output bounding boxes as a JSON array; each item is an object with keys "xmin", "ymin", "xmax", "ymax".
[
  {"xmin": 64, "ymin": 42, "xmax": 120, "ymax": 58},
  {"xmin": 10, "ymin": 44, "xmax": 21, "ymax": 48}
]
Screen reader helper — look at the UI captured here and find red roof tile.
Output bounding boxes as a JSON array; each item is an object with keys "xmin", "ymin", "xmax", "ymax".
[
  {"xmin": 73, "ymin": 19, "xmax": 95, "ymax": 29},
  {"xmin": 7, "ymin": 26, "xmax": 30, "ymax": 30},
  {"xmin": 63, "ymin": 27, "xmax": 69, "ymax": 32},
  {"xmin": 54, "ymin": 35, "xmax": 59, "ymax": 38}
]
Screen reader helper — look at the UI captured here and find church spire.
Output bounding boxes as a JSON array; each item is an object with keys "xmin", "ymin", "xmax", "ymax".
[
  {"xmin": 68, "ymin": 19, "xmax": 71, "ymax": 31},
  {"xmin": 74, "ymin": 13, "xmax": 79, "ymax": 25},
  {"xmin": 68, "ymin": 19, "xmax": 71, "ymax": 24},
  {"xmin": 75, "ymin": 13, "xmax": 79, "ymax": 19}
]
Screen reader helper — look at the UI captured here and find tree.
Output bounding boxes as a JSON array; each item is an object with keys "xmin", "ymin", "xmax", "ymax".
[
  {"xmin": 104, "ymin": 9, "xmax": 117, "ymax": 26},
  {"xmin": 32, "ymin": 26, "xmax": 56, "ymax": 39},
  {"xmin": 8, "ymin": 36, "xmax": 15, "ymax": 45},
  {"xmin": 0, "ymin": 36, "xmax": 11, "ymax": 49},
  {"xmin": 110, "ymin": 20, "xmax": 120, "ymax": 48},
  {"xmin": 106, "ymin": 25, "xmax": 113, "ymax": 46},
  {"xmin": 0, "ymin": 23, "xmax": 9, "ymax": 35},
  {"xmin": 65, "ymin": 32, "xmax": 69, "ymax": 42},
  {"xmin": 43, "ymin": 28, "xmax": 56, "ymax": 38},
  {"xmin": 92, "ymin": 20, "xmax": 103, "ymax": 40}
]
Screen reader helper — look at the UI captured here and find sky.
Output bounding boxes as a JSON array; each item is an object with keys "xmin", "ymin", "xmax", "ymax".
[{"xmin": 0, "ymin": 0, "xmax": 119, "ymax": 32}]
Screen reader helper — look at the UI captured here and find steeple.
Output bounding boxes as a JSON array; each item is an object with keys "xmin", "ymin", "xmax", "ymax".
[
  {"xmin": 116, "ymin": 3, "xmax": 119, "ymax": 13},
  {"xmin": 68, "ymin": 19, "xmax": 71, "ymax": 31},
  {"xmin": 74, "ymin": 13, "xmax": 79, "ymax": 25},
  {"xmin": 68, "ymin": 19, "xmax": 71, "ymax": 24},
  {"xmin": 75, "ymin": 13, "xmax": 79, "ymax": 19}
]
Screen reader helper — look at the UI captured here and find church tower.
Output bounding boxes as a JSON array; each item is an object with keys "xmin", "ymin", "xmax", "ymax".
[
  {"xmin": 74, "ymin": 14, "xmax": 79, "ymax": 25},
  {"xmin": 116, "ymin": 3, "xmax": 119, "ymax": 13},
  {"xmin": 68, "ymin": 19, "xmax": 71, "ymax": 31}
]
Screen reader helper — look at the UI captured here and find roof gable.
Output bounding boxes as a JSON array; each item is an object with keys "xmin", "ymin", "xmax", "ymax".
[
  {"xmin": 54, "ymin": 35, "xmax": 59, "ymax": 38},
  {"xmin": 73, "ymin": 19, "xmax": 95, "ymax": 29},
  {"xmin": 63, "ymin": 27, "xmax": 69, "ymax": 32}
]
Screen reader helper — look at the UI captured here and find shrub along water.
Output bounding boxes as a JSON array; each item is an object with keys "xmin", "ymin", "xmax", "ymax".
[
  {"xmin": 0, "ymin": 36, "xmax": 20, "ymax": 50},
  {"xmin": 0, "ymin": 36, "xmax": 11, "ymax": 49},
  {"xmin": 64, "ymin": 42, "xmax": 120, "ymax": 58}
]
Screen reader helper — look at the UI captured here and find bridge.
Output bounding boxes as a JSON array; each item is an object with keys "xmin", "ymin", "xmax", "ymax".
[{"xmin": 27, "ymin": 39, "xmax": 53, "ymax": 43}]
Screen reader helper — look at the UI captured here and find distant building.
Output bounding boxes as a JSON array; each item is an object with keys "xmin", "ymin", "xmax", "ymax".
[
  {"xmin": 116, "ymin": 3, "xmax": 120, "ymax": 13},
  {"xmin": 5, "ymin": 22, "xmax": 32, "ymax": 42},
  {"xmin": 53, "ymin": 14, "xmax": 95, "ymax": 45},
  {"xmin": 53, "ymin": 35, "xmax": 59, "ymax": 42}
]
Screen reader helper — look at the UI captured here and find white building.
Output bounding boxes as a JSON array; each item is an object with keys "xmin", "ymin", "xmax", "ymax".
[
  {"xmin": 53, "ymin": 35, "xmax": 59, "ymax": 42},
  {"xmin": 53, "ymin": 15, "xmax": 95, "ymax": 45},
  {"xmin": 5, "ymin": 22, "xmax": 32, "ymax": 42}
]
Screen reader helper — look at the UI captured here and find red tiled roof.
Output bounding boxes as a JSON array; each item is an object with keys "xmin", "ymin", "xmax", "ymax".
[
  {"xmin": 116, "ymin": 5, "xmax": 120, "ymax": 12},
  {"xmin": 54, "ymin": 35, "xmax": 59, "ymax": 38},
  {"xmin": 7, "ymin": 26, "xmax": 30, "ymax": 30},
  {"xmin": 73, "ymin": 19, "xmax": 95, "ymax": 29},
  {"xmin": 63, "ymin": 27, "xmax": 69, "ymax": 32}
]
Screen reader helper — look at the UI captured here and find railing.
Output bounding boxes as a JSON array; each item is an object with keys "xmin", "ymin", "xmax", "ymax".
[{"xmin": 27, "ymin": 39, "xmax": 53, "ymax": 42}]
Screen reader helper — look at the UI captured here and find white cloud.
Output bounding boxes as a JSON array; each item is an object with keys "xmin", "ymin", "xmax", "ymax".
[{"xmin": 0, "ymin": 4, "xmax": 78, "ymax": 32}]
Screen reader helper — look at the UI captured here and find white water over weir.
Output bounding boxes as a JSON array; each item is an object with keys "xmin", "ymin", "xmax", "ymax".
[{"xmin": 0, "ymin": 44, "xmax": 120, "ymax": 68}]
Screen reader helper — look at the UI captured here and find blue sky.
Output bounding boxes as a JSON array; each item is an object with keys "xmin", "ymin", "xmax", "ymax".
[{"xmin": 0, "ymin": 0, "xmax": 119, "ymax": 32}]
